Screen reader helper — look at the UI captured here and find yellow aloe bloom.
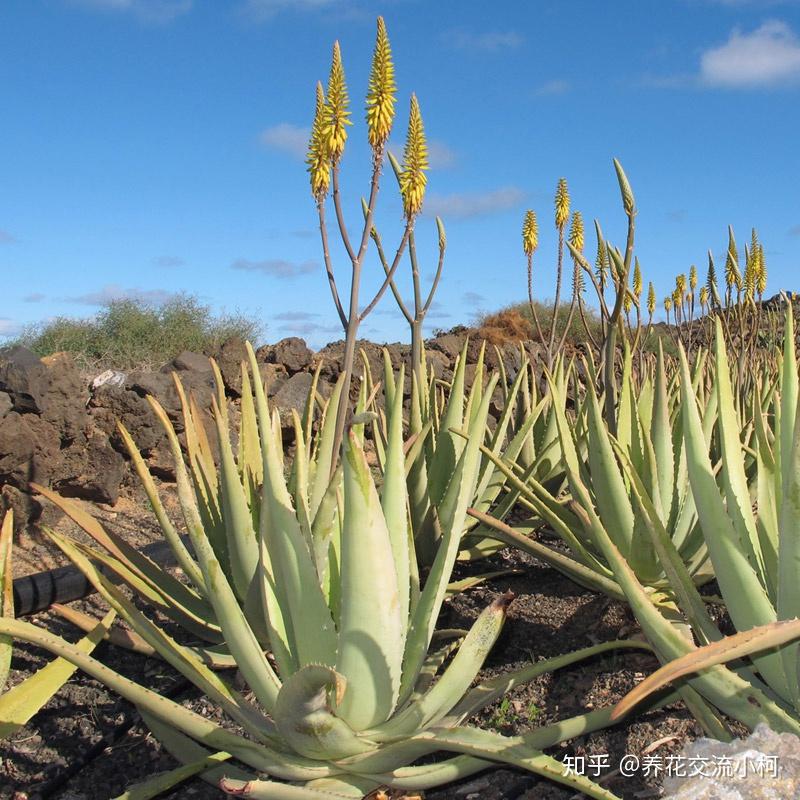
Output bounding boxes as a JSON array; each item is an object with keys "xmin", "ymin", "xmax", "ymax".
[
  {"xmin": 366, "ymin": 17, "xmax": 396, "ymax": 153},
  {"xmin": 323, "ymin": 41, "xmax": 351, "ymax": 164},
  {"xmin": 647, "ymin": 282, "xmax": 656, "ymax": 315},
  {"xmin": 757, "ymin": 244, "xmax": 767, "ymax": 295},
  {"xmin": 699, "ymin": 286, "xmax": 708, "ymax": 308},
  {"xmin": 554, "ymin": 178, "xmax": 570, "ymax": 229},
  {"xmin": 664, "ymin": 297, "xmax": 672, "ymax": 313},
  {"xmin": 307, "ymin": 82, "xmax": 331, "ymax": 200},
  {"xmin": 689, "ymin": 264, "xmax": 697, "ymax": 291},
  {"xmin": 744, "ymin": 245, "xmax": 757, "ymax": 300},
  {"xmin": 568, "ymin": 210, "xmax": 584, "ymax": 254},
  {"xmin": 624, "ymin": 289, "xmax": 632, "ymax": 313},
  {"xmin": 675, "ymin": 273, "xmax": 686, "ymax": 297},
  {"xmin": 633, "ymin": 259, "xmax": 642, "ymax": 298},
  {"xmin": 522, "ymin": 210, "xmax": 538, "ymax": 256},
  {"xmin": 399, "ymin": 94, "xmax": 428, "ymax": 218}
]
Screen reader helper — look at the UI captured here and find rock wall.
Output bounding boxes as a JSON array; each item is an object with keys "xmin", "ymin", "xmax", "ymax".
[{"xmin": 0, "ymin": 333, "xmax": 530, "ymax": 534}]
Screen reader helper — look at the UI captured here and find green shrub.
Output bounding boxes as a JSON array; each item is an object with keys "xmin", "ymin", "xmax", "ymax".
[{"xmin": 12, "ymin": 294, "xmax": 262, "ymax": 372}]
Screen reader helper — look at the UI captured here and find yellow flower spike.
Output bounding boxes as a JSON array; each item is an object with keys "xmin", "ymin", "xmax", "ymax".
[
  {"xmin": 399, "ymin": 93, "xmax": 428, "ymax": 219},
  {"xmin": 522, "ymin": 210, "xmax": 538, "ymax": 256},
  {"xmin": 366, "ymin": 17, "xmax": 396, "ymax": 155},
  {"xmin": 323, "ymin": 40, "xmax": 351, "ymax": 164},
  {"xmin": 675, "ymin": 273, "xmax": 686, "ymax": 297},
  {"xmin": 664, "ymin": 297, "xmax": 672, "ymax": 313},
  {"xmin": 624, "ymin": 289, "xmax": 632, "ymax": 313},
  {"xmin": 633, "ymin": 259, "xmax": 642, "ymax": 298},
  {"xmin": 689, "ymin": 264, "xmax": 697, "ymax": 291},
  {"xmin": 554, "ymin": 178, "xmax": 570, "ymax": 229},
  {"xmin": 757, "ymin": 244, "xmax": 767, "ymax": 295},
  {"xmin": 647, "ymin": 282, "xmax": 656, "ymax": 315},
  {"xmin": 568, "ymin": 211, "xmax": 584, "ymax": 255},
  {"xmin": 307, "ymin": 82, "xmax": 331, "ymax": 201},
  {"xmin": 699, "ymin": 286, "xmax": 708, "ymax": 307},
  {"xmin": 744, "ymin": 244, "xmax": 756, "ymax": 299}
]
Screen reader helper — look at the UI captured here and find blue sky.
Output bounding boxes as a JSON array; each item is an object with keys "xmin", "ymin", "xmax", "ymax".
[{"xmin": 1, "ymin": 0, "xmax": 799, "ymax": 348}]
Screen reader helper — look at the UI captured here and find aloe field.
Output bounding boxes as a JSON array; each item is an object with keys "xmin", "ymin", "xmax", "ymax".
[{"xmin": 2, "ymin": 10, "xmax": 800, "ymax": 800}]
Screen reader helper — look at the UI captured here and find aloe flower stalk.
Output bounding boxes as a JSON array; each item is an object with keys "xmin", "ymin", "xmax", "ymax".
[
  {"xmin": 399, "ymin": 94, "xmax": 428, "ymax": 219},
  {"xmin": 366, "ymin": 16, "xmax": 396, "ymax": 158},
  {"xmin": 323, "ymin": 41, "xmax": 351, "ymax": 164},
  {"xmin": 307, "ymin": 82, "xmax": 331, "ymax": 201},
  {"xmin": 522, "ymin": 209, "xmax": 546, "ymax": 346}
]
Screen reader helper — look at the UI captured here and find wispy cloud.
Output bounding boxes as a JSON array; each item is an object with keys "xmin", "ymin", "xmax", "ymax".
[
  {"xmin": 240, "ymin": 0, "xmax": 337, "ymax": 22},
  {"xmin": 23, "ymin": 293, "xmax": 46, "ymax": 303},
  {"xmin": 68, "ymin": 0, "xmax": 193, "ymax": 23},
  {"xmin": 444, "ymin": 28, "xmax": 524, "ymax": 52},
  {"xmin": 667, "ymin": 209, "xmax": 688, "ymax": 222},
  {"xmin": 533, "ymin": 79, "xmax": 570, "ymax": 96},
  {"xmin": 423, "ymin": 187, "xmax": 525, "ymax": 219},
  {"xmin": 278, "ymin": 321, "xmax": 340, "ymax": 336},
  {"xmin": 462, "ymin": 291, "xmax": 486, "ymax": 306},
  {"xmin": 153, "ymin": 255, "xmax": 185, "ymax": 267},
  {"xmin": 700, "ymin": 20, "xmax": 800, "ymax": 86},
  {"xmin": 789, "ymin": 223, "xmax": 800, "ymax": 236},
  {"xmin": 0, "ymin": 319, "xmax": 20, "ymax": 337},
  {"xmin": 231, "ymin": 258, "xmax": 318, "ymax": 278},
  {"xmin": 260, "ymin": 123, "xmax": 309, "ymax": 160},
  {"xmin": 0, "ymin": 229, "xmax": 17, "ymax": 244},
  {"xmin": 274, "ymin": 311, "xmax": 320, "ymax": 321},
  {"xmin": 68, "ymin": 284, "xmax": 179, "ymax": 306}
]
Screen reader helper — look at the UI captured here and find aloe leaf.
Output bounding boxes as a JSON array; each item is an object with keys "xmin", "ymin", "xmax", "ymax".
[
  {"xmin": 219, "ymin": 776, "xmax": 373, "ymax": 799},
  {"xmin": 376, "ymin": 593, "xmax": 511, "ymax": 740},
  {"xmin": 336, "ymin": 431, "xmax": 404, "ymax": 729},
  {"xmin": 0, "ymin": 617, "xmax": 334, "ymax": 780},
  {"xmin": 400, "ymin": 376, "xmax": 498, "ymax": 701},
  {"xmin": 51, "ymin": 603, "xmax": 155, "ymax": 656},
  {"xmin": 275, "ymin": 665, "xmax": 375, "ymax": 760},
  {"xmin": 111, "ymin": 751, "xmax": 232, "ymax": 800},
  {"xmin": 0, "ymin": 608, "xmax": 115, "ymax": 740},
  {"xmin": 246, "ymin": 344, "xmax": 337, "ymax": 671},
  {"xmin": 612, "ymin": 618, "xmax": 800, "ymax": 722},
  {"xmin": 212, "ymin": 394, "xmax": 259, "ymax": 602},
  {"xmin": 116, "ymin": 423, "xmax": 205, "ymax": 590},
  {"xmin": 413, "ymin": 726, "xmax": 622, "ymax": 800},
  {"xmin": 139, "ymin": 711, "xmax": 255, "ymax": 786},
  {"xmin": 678, "ymin": 345, "xmax": 790, "ymax": 701},
  {"xmin": 46, "ymin": 529, "xmax": 276, "ymax": 743},
  {"xmin": 382, "ymin": 364, "xmax": 411, "ymax": 630},
  {"xmin": 309, "ymin": 374, "xmax": 346, "ymax": 520}
]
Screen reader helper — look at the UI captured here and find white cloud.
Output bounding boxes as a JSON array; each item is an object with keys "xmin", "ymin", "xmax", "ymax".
[
  {"xmin": 69, "ymin": 285, "xmax": 179, "ymax": 305},
  {"xmin": 153, "ymin": 255, "xmax": 185, "ymax": 267},
  {"xmin": 701, "ymin": 20, "xmax": 800, "ymax": 86},
  {"xmin": 462, "ymin": 291, "xmax": 486, "ymax": 306},
  {"xmin": 278, "ymin": 321, "xmax": 340, "ymax": 336},
  {"xmin": 445, "ymin": 29, "xmax": 524, "ymax": 52},
  {"xmin": 23, "ymin": 293, "xmax": 46, "ymax": 303},
  {"xmin": 241, "ymin": 0, "xmax": 337, "ymax": 22},
  {"xmin": 274, "ymin": 311, "xmax": 320, "ymax": 321},
  {"xmin": 260, "ymin": 123, "xmax": 310, "ymax": 160},
  {"xmin": 0, "ymin": 319, "xmax": 20, "ymax": 337},
  {"xmin": 423, "ymin": 187, "xmax": 525, "ymax": 219},
  {"xmin": 534, "ymin": 79, "xmax": 570, "ymax": 96},
  {"xmin": 69, "ymin": 0, "xmax": 193, "ymax": 23},
  {"xmin": 232, "ymin": 258, "xmax": 318, "ymax": 278}
]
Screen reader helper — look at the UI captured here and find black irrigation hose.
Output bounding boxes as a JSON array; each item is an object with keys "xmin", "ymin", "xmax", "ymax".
[{"xmin": 12, "ymin": 538, "xmax": 181, "ymax": 617}]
